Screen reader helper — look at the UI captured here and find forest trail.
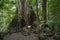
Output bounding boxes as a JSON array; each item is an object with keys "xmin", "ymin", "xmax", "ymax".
[
  {"xmin": 3, "ymin": 32, "xmax": 55, "ymax": 40},
  {"xmin": 3, "ymin": 32, "xmax": 38, "ymax": 40}
]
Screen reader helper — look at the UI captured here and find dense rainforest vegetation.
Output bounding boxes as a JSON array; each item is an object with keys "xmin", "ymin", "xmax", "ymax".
[{"xmin": 0, "ymin": 0, "xmax": 60, "ymax": 40}]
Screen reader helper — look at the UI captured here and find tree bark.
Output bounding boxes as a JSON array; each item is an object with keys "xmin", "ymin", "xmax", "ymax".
[
  {"xmin": 42, "ymin": 0, "xmax": 47, "ymax": 23},
  {"xmin": 8, "ymin": 0, "xmax": 37, "ymax": 33}
]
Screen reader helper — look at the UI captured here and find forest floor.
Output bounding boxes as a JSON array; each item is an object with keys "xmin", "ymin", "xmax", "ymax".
[
  {"xmin": 3, "ymin": 32, "xmax": 38, "ymax": 40},
  {"xmin": 3, "ymin": 32, "xmax": 56, "ymax": 40}
]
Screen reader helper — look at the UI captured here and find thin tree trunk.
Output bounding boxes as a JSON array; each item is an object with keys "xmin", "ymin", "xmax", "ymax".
[
  {"xmin": 42, "ymin": 0, "xmax": 47, "ymax": 23},
  {"xmin": 36, "ymin": 0, "xmax": 40, "ymax": 40}
]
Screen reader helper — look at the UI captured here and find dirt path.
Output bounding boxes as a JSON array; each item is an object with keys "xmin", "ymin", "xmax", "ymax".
[{"xmin": 3, "ymin": 32, "xmax": 38, "ymax": 40}]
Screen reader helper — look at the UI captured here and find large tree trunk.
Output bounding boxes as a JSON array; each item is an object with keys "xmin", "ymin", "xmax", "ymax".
[{"xmin": 8, "ymin": 0, "xmax": 37, "ymax": 33}]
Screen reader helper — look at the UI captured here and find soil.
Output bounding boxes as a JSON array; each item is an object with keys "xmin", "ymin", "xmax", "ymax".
[{"xmin": 3, "ymin": 32, "xmax": 38, "ymax": 40}]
